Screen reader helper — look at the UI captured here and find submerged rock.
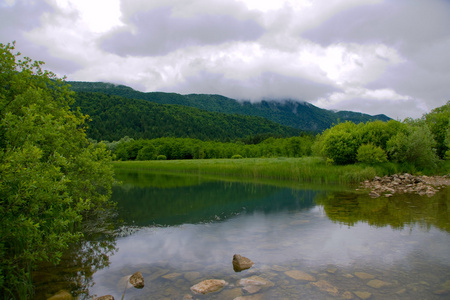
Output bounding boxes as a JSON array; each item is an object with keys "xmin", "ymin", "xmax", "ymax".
[
  {"xmin": 190, "ymin": 279, "xmax": 228, "ymax": 294},
  {"xmin": 354, "ymin": 272, "xmax": 375, "ymax": 280},
  {"xmin": 366, "ymin": 279, "xmax": 391, "ymax": 289},
  {"xmin": 354, "ymin": 291, "xmax": 372, "ymax": 299},
  {"xmin": 238, "ymin": 275, "xmax": 274, "ymax": 294},
  {"xmin": 233, "ymin": 254, "xmax": 254, "ymax": 272},
  {"xmin": 129, "ymin": 271, "xmax": 145, "ymax": 289},
  {"xmin": 284, "ymin": 270, "xmax": 316, "ymax": 282},
  {"xmin": 311, "ymin": 280, "xmax": 339, "ymax": 296}
]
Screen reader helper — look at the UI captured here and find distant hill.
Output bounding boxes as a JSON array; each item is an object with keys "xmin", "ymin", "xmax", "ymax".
[
  {"xmin": 68, "ymin": 81, "xmax": 391, "ymax": 133},
  {"xmin": 72, "ymin": 92, "xmax": 303, "ymax": 142}
]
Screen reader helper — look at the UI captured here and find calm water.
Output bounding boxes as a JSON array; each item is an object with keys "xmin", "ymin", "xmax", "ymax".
[{"xmin": 35, "ymin": 170, "xmax": 450, "ymax": 299}]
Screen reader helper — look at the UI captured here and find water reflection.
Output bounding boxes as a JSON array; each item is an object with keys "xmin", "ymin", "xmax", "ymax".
[{"xmin": 35, "ymin": 170, "xmax": 450, "ymax": 299}]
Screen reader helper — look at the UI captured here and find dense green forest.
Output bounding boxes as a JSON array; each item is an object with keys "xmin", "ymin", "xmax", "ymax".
[
  {"xmin": 106, "ymin": 101, "xmax": 450, "ymax": 174},
  {"xmin": 73, "ymin": 92, "xmax": 303, "ymax": 141},
  {"xmin": 68, "ymin": 81, "xmax": 390, "ymax": 132}
]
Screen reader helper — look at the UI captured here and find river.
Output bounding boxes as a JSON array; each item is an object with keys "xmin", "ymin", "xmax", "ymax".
[{"xmin": 35, "ymin": 169, "xmax": 450, "ymax": 299}]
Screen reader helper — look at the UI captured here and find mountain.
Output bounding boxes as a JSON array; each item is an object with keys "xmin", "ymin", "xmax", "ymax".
[
  {"xmin": 68, "ymin": 81, "xmax": 391, "ymax": 133},
  {"xmin": 72, "ymin": 92, "xmax": 303, "ymax": 142}
]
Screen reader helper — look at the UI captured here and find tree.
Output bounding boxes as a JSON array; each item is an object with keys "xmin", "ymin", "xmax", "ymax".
[
  {"xmin": 0, "ymin": 42, "xmax": 114, "ymax": 298},
  {"xmin": 386, "ymin": 123, "xmax": 438, "ymax": 170},
  {"xmin": 424, "ymin": 101, "xmax": 450, "ymax": 159}
]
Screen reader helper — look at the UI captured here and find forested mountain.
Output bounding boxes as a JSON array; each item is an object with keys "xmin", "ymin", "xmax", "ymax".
[
  {"xmin": 68, "ymin": 81, "xmax": 390, "ymax": 132},
  {"xmin": 73, "ymin": 92, "xmax": 303, "ymax": 142}
]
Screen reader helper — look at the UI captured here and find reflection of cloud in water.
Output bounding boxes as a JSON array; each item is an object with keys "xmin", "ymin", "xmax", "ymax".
[{"xmin": 106, "ymin": 206, "xmax": 449, "ymax": 270}]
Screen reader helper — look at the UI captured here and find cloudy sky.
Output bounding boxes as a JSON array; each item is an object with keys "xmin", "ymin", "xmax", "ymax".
[{"xmin": 1, "ymin": 0, "xmax": 449, "ymax": 119}]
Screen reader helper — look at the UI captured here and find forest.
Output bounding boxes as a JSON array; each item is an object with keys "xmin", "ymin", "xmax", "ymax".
[{"xmin": 68, "ymin": 81, "xmax": 390, "ymax": 133}]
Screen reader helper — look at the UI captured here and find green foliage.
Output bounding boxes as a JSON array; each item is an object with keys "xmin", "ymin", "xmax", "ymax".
[
  {"xmin": 356, "ymin": 143, "xmax": 388, "ymax": 164},
  {"xmin": 108, "ymin": 136, "xmax": 314, "ymax": 161},
  {"xmin": 157, "ymin": 155, "xmax": 167, "ymax": 160},
  {"xmin": 72, "ymin": 91, "xmax": 303, "ymax": 142},
  {"xmin": 314, "ymin": 121, "xmax": 360, "ymax": 165},
  {"xmin": 386, "ymin": 124, "xmax": 439, "ymax": 170},
  {"xmin": 68, "ymin": 81, "xmax": 390, "ymax": 133},
  {"xmin": 423, "ymin": 100, "xmax": 450, "ymax": 159},
  {"xmin": 231, "ymin": 154, "xmax": 243, "ymax": 159},
  {"xmin": 0, "ymin": 42, "xmax": 114, "ymax": 298}
]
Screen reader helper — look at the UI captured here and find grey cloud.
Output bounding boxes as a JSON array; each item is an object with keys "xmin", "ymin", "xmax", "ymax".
[
  {"xmin": 301, "ymin": 0, "xmax": 450, "ymax": 55},
  {"xmin": 159, "ymin": 71, "xmax": 339, "ymax": 102},
  {"xmin": 0, "ymin": 1, "xmax": 81, "ymax": 76},
  {"xmin": 0, "ymin": 0, "xmax": 51, "ymax": 43},
  {"xmin": 100, "ymin": 6, "xmax": 265, "ymax": 56}
]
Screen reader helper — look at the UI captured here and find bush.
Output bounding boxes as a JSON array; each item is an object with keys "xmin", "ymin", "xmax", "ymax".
[
  {"xmin": 231, "ymin": 154, "xmax": 243, "ymax": 159},
  {"xmin": 356, "ymin": 144, "xmax": 388, "ymax": 164},
  {"xmin": 157, "ymin": 155, "xmax": 167, "ymax": 160}
]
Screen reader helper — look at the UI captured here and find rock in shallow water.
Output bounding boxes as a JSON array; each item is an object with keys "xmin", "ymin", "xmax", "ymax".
[
  {"xmin": 190, "ymin": 279, "xmax": 228, "ymax": 294},
  {"xmin": 129, "ymin": 271, "xmax": 145, "ymax": 289},
  {"xmin": 284, "ymin": 270, "xmax": 316, "ymax": 282},
  {"xmin": 233, "ymin": 254, "xmax": 254, "ymax": 272},
  {"xmin": 311, "ymin": 280, "xmax": 339, "ymax": 296}
]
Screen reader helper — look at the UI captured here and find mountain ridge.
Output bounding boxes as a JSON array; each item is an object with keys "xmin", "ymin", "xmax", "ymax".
[{"xmin": 68, "ymin": 81, "xmax": 391, "ymax": 133}]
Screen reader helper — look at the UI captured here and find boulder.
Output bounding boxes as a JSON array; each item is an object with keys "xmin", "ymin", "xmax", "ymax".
[
  {"xmin": 129, "ymin": 271, "xmax": 144, "ymax": 289},
  {"xmin": 232, "ymin": 254, "xmax": 254, "ymax": 272},
  {"xmin": 190, "ymin": 279, "xmax": 228, "ymax": 294}
]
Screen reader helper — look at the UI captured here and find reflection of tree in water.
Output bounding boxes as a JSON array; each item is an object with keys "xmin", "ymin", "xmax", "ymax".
[
  {"xmin": 33, "ymin": 210, "xmax": 117, "ymax": 300},
  {"xmin": 315, "ymin": 187, "xmax": 450, "ymax": 232}
]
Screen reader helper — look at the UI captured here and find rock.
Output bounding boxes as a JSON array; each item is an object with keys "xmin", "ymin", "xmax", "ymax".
[
  {"xmin": 94, "ymin": 296, "xmax": 114, "ymax": 300},
  {"xmin": 190, "ymin": 279, "xmax": 227, "ymax": 294},
  {"xmin": 129, "ymin": 271, "xmax": 145, "ymax": 289},
  {"xmin": 366, "ymin": 279, "xmax": 391, "ymax": 289},
  {"xmin": 354, "ymin": 272, "xmax": 375, "ymax": 280},
  {"xmin": 342, "ymin": 291, "xmax": 354, "ymax": 299},
  {"xmin": 233, "ymin": 254, "xmax": 254, "ymax": 272},
  {"xmin": 354, "ymin": 291, "xmax": 372, "ymax": 299},
  {"xmin": 369, "ymin": 191, "xmax": 380, "ymax": 198},
  {"xmin": 238, "ymin": 275, "xmax": 274, "ymax": 289},
  {"xmin": 162, "ymin": 272, "xmax": 182, "ymax": 280},
  {"xmin": 311, "ymin": 280, "xmax": 339, "ymax": 296},
  {"xmin": 47, "ymin": 290, "xmax": 73, "ymax": 300},
  {"xmin": 220, "ymin": 288, "xmax": 243, "ymax": 299},
  {"xmin": 284, "ymin": 270, "xmax": 316, "ymax": 282},
  {"xmin": 184, "ymin": 271, "xmax": 201, "ymax": 282},
  {"xmin": 326, "ymin": 267, "xmax": 338, "ymax": 274}
]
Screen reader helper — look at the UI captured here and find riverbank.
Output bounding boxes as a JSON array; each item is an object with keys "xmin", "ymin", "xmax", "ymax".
[
  {"xmin": 112, "ymin": 158, "xmax": 450, "ymax": 185},
  {"xmin": 360, "ymin": 173, "xmax": 450, "ymax": 198}
]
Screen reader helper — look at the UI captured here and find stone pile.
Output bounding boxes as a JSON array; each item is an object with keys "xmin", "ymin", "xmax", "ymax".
[{"xmin": 360, "ymin": 173, "xmax": 450, "ymax": 198}]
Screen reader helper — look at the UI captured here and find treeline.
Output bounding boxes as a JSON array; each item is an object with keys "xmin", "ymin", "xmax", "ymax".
[
  {"xmin": 73, "ymin": 92, "xmax": 303, "ymax": 141},
  {"xmin": 106, "ymin": 136, "xmax": 314, "ymax": 160},
  {"xmin": 313, "ymin": 101, "xmax": 450, "ymax": 171},
  {"xmin": 104, "ymin": 100, "xmax": 450, "ymax": 174},
  {"xmin": 68, "ymin": 81, "xmax": 390, "ymax": 133}
]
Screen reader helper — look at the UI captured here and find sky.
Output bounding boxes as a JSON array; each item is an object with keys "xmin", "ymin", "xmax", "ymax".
[{"xmin": 1, "ymin": 0, "xmax": 449, "ymax": 119}]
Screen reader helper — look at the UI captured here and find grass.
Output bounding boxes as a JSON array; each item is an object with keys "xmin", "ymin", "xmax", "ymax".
[{"xmin": 112, "ymin": 157, "xmax": 388, "ymax": 185}]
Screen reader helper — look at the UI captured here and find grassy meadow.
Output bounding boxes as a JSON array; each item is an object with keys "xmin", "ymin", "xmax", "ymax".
[{"xmin": 111, "ymin": 157, "xmax": 408, "ymax": 185}]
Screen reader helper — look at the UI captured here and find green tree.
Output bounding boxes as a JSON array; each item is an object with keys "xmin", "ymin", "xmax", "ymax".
[
  {"xmin": 313, "ymin": 121, "xmax": 360, "ymax": 165},
  {"xmin": 424, "ymin": 101, "xmax": 450, "ymax": 159},
  {"xmin": 0, "ymin": 42, "xmax": 114, "ymax": 298},
  {"xmin": 386, "ymin": 123, "xmax": 438, "ymax": 170}
]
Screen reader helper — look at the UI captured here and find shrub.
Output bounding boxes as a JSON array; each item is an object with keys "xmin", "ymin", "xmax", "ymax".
[
  {"xmin": 156, "ymin": 155, "xmax": 167, "ymax": 160},
  {"xmin": 231, "ymin": 154, "xmax": 243, "ymax": 159},
  {"xmin": 357, "ymin": 143, "xmax": 388, "ymax": 164}
]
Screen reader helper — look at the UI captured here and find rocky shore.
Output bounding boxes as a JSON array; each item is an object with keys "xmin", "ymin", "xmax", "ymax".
[{"xmin": 359, "ymin": 173, "xmax": 450, "ymax": 198}]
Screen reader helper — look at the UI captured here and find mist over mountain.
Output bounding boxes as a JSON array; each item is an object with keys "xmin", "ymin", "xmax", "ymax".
[{"xmin": 68, "ymin": 81, "xmax": 390, "ymax": 135}]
